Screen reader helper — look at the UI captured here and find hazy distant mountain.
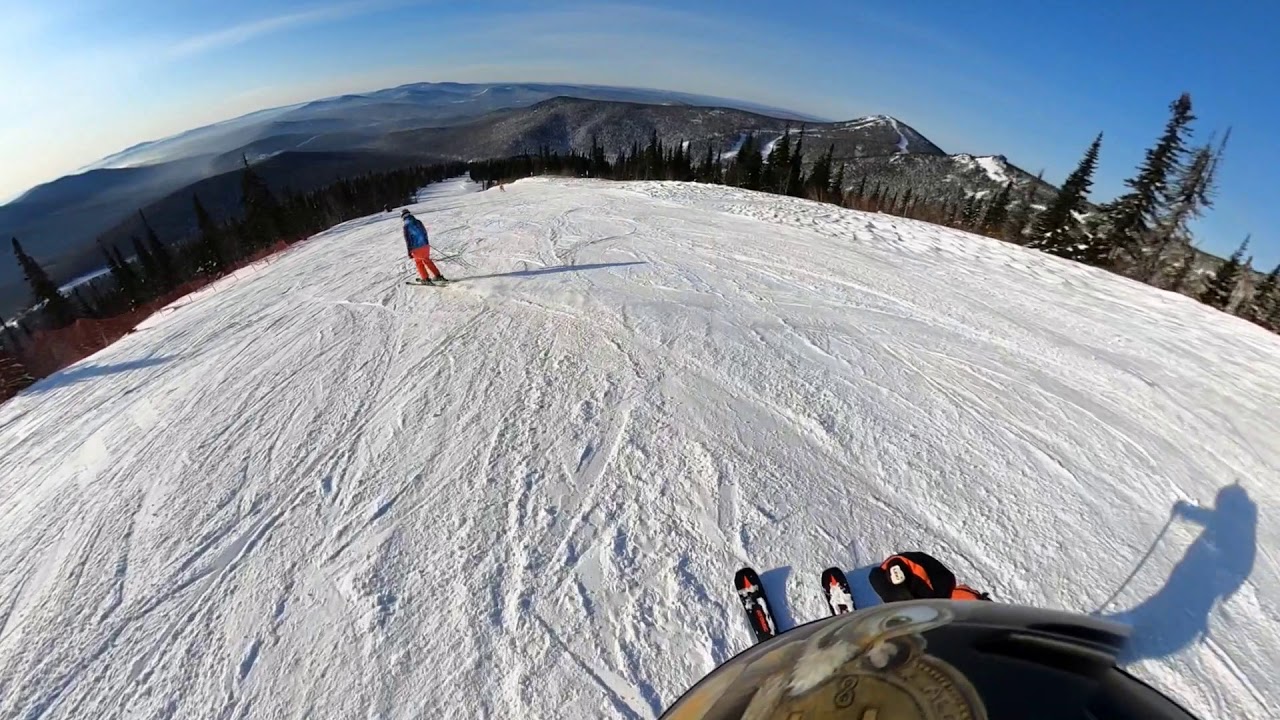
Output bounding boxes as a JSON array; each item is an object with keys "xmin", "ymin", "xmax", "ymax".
[{"xmin": 79, "ymin": 83, "xmax": 823, "ymax": 175}]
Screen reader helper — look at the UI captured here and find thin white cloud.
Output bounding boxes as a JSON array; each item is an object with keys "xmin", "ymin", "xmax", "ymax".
[{"xmin": 167, "ymin": 1, "xmax": 376, "ymax": 58}]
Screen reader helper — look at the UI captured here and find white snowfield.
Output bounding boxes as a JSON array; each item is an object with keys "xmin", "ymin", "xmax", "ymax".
[{"xmin": 1, "ymin": 177, "xmax": 1277, "ymax": 719}]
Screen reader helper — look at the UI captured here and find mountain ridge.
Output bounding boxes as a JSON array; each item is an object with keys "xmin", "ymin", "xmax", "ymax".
[{"xmin": 3, "ymin": 85, "xmax": 1049, "ymax": 316}]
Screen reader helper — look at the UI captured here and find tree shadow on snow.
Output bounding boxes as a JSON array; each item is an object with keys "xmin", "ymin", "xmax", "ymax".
[
  {"xmin": 25, "ymin": 356, "xmax": 173, "ymax": 395},
  {"xmin": 1102, "ymin": 483, "xmax": 1257, "ymax": 663},
  {"xmin": 463, "ymin": 261, "xmax": 645, "ymax": 282}
]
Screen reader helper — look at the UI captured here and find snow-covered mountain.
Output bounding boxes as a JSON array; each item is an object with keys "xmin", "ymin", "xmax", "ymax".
[
  {"xmin": 373, "ymin": 96, "xmax": 942, "ymax": 163},
  {"xmin": 1, "ymin": 178, "xmax": 1275, "ymax": 719}
]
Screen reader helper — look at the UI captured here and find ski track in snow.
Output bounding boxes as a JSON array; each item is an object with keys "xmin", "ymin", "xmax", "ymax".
[
  {"xmin": 1, "ymin": 177, "xmax": 1278, "ymax": 719},
  {"xmin": 887, "ymin": 117, "xmax": 909, "ymax": 153}
]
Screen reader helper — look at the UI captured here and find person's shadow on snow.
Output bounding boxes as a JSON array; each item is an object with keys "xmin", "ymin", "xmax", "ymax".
[{"xmin": 1105, "ymin": 483, "xmax": 1257, "ymax": 662}]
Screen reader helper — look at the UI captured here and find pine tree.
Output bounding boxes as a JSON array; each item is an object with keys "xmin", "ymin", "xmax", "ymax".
[
  {"xmin": 830, "ymin": 164, "xmax": 846, "ymax": 206},
  {"xmin": 1242, "ymin": 263, "xmax": 1280, "ymax": 327},
  {"xmin": 1005, "ymin": 171, "xmax": 1042, "ymax": 244},
  {"xmin": 787, "ymin": 127, "xmax": 806, "ymax": 197},
  {"xmin": 960, "ymin": 194, "xmax": 981, "ymax": 228},
  {"xmin": 741, "ymin": 134, "xmax": 764, "ymax": 191},
  {"xmin": 12, "ymin": 237, "xmax": 74, "ymax": 325},
  {"xmin": 1200, "ymin": 235, "xmax": 1249, "ymax": 310},
  {"xmin": 1100, "ymin": 93, "xmax": 1196, "ymax": 268},
  {"xmin": 867, "ymin": 184, "xmax": 883, "ymax": 211},
  {"xmin": 944, "ymin": 198, "xmax": 961, "ymax": 227},
  {"xmin": 140, "ymin": 211, "xmax": 176, "ymax": 289},
  {"xmin": 807, "ymin": 144, "xmax": 835, "ymax": 202},
  {"xmin": 1145, "ymin": 131, "xmax": 1227, "ymax": 280},
  {"xmin": 72, "ymin": 287, "xmax": 98, "ymax": 318},
  {"xmin": 240, "ymin": 156, "xmax": 281, "ymax": 248},
  {"xmin": 899, "ymin": 187, "xmax": 915, "ymax": 218},
  {"xmin": 853, "ymin": 176, "xmax": 868, "ymax": 206},
  {"xmin": 131, "ymin": 235, "xmax": 162, "ymax": 295},
  {"xmin": 1031, "ymin": 133, "xmax": 1102, "ymax": 256},
  {"xmin": 1169, "ymin": 248, "xmax": 1199, "ymax": 293},
  {"xmin": 699, "ymin": 142, "xmax": 716, "ymax": 183},
  {"xmin": 193, "ymin": 194, "xmax": 227, "ymax": 275},
  {"xmin": 981, "ymin": 181, "xmax": 1015, "ymax": 236},
  {"xmin": 762, "ymin": 128, "xmax": 790, "ymax": 194},
  {"xmin": 101, "ymin": 241, "xmax": 142, "ymax": 309}
]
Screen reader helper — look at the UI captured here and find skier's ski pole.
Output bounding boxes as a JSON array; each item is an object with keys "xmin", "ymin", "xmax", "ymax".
[{"xmin": 1096, "ymin": 507, "xmax": 1177, "ymax": 612}]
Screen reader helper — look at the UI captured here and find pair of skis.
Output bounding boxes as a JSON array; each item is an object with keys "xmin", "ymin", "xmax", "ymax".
[{"xmin": 734, "ymin": 566, "xmax": 854, "ymax": 643}]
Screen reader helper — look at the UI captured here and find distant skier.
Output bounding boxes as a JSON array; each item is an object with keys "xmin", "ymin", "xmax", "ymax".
[
  {"xmin": 869, "ymin": 551, "xmax": 992, "ymax": 602},
  {"xmin": 402, "ymin": 209, "xmax": 448, "ymax": 284}
]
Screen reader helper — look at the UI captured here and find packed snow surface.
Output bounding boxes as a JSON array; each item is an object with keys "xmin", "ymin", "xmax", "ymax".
[{"xmin": 1, "ymin": 177, "xmax": 1277, "ymax": 719}]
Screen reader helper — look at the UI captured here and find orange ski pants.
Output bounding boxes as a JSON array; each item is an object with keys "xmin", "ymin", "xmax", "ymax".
[{"xmin": 410, "ymin": 246, "xmax": 441, "ymax": 280}]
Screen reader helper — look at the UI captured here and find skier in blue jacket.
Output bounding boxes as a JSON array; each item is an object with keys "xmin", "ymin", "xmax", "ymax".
[{"xmin": 402, "ymin": 209, "xmax": 447, "ymax": 284}]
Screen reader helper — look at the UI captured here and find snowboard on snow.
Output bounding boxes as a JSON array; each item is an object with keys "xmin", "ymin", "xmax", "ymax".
[
  {"xmin": 406, "ymin": 279, "xmax": 453, "ymax": 287},
  {"xmin": 821, "ymin": 567, "xmax": 855, "ymax": 615},
  {"xmin": 734, "ymin": 567, "xmax": 777, "ymax": 643}
]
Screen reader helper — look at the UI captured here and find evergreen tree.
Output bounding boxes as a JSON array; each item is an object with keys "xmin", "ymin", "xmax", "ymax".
[
  {"xmin": 101, "ymin": 241, "xmax": 142, "ymax": 309},
  {"xmin": 240, "ymin": 156, "xmax": 281, "ymax": 248},
  {"xmin": 193, "ymin": 194, "xmax": 227, "ymax": 275},
  {"xmin": 739, "ymin": 134, "xmax": 764, "ymax": 191},
  {"xmin": 899, "ymin": 187, "xmax": 915, "ymax": 218},
  {"xmin": 1145, "ymin": 132, "xmax": 1227, "ymax": 279},
  {"xmin": 1100, "ymin": 93, "xmax": 1196, "ymax": 267},
  {"xmin": 867, "ymin": 184, "xmax": 883, "ymax": 211},
  {"xmin": 1031, "ymin": 133, "xmax": 1102, "ymax": 256},
  {"xmin": 762, "ymin": 127, "xmax": 791, "ymax": 194},
  {"xmin": 1169, "ymin": 247, "xmax": 1198, "ymax": 293},
  {"xmin": 645, "ymin": 130, "xmax": 661, "ymax": 180},
  {"xmin": 830, "ymin": 164, "xmax": 846, "ymax": 205},
  {"xmin": 131, "ymin": 235, "xmax": 162, "ymax": 295},
  {"xmin": 853, "ymin": 175, "xmax": 868, "ymax": 205},
  {"xmin": 1004, "ymin": 171, "xmax": 1042, "ymax": 244},
  {"xmin": 699, "ymin": 142, "xmax": 716, "ymax": 183},
  {"xmin": 807, "ymin": 145, "xmax": 835, "ymax": 202},
  {"xmin": 786, "ymin": 128, "xmax": 806, "ymax": 197},
  {"xmin": 1242, "ymin": 263, "xmax": 1280, "ymax": 327},
  {"xmin": 12, "ymin": 237, "xmax": 74, "ymax": 325},
  {"xmin": 140, "ymin": 211, "xmax": 176, "ymax": 288},
  {"xmin": 979, "ymin": 181, "xmax": 1015, "ymax": 236},
  {"xmin": 960, "ymin": 194, "xmax": 981, "ymax": 228},
  {"xmin": 589, "ymin": 135, "xmax": 608, "ymax": 178},
  {"xmin": 1199, "ymin": 235, "xmax": 1249, "ymax": 310},
  {"xmin": 72, "ymin": 287, "xmax": 98, "ymax": 318}
]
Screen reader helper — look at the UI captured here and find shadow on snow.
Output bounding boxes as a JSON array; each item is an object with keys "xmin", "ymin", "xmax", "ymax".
[
  {"xmin": 1103, "ymin": 483, "xmax": 1258, "ymax": 663},
  {"xmin": 463, "ymin": 261, "xmax": 645, "ymax": 282},
  {"xmin": 25, "ymin": 356, "xmax": 173, "ymax": 396}
]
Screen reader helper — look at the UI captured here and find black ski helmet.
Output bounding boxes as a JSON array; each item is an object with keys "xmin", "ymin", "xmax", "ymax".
[
  {"xmin": 661, "ymin": 601, "xmax": 1199, "ymax": 720},
  {"xmin": 401, "ymin": 208, "xmax": 412, "ymax": 218}
]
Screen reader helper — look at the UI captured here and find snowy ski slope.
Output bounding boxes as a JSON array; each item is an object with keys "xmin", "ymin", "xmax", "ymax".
[{"xmin": 0, "ymin": 177, "xmax": 1277, "ymax": 719}]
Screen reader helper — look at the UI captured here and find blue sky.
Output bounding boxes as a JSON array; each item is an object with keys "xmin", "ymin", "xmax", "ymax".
[{"xmin": 2, "ymin": 0, "xmax": 1275, "ymax": 265}]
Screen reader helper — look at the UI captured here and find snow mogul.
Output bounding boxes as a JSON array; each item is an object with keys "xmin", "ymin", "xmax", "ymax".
[
  {"xmin": 661, "ymin": 551, "xmax": 1200, "ymax": 719},
  {"xmin": 401, "ymin": 209, "xmax": 449, "ymax": 285}
]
